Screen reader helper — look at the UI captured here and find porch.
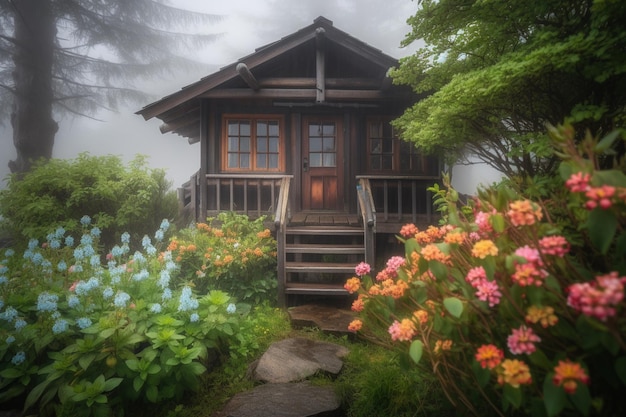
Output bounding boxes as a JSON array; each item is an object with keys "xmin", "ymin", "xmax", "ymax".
[{"xmin": 178, "ymin": 173, "xmax": 440, "ymax": 306}]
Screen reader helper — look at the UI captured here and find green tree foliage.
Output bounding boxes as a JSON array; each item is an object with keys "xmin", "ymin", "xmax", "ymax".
[
  {"xmin": 392, "ymin": 0, "xmax": 626, "ymax": 178},
  {"xmin": 0, "ymin": 154, "xmax": 178, "ymax": 249},
  {"xmin": 0, "ymin": 0, "xmax": 219, "ymax": 173}
]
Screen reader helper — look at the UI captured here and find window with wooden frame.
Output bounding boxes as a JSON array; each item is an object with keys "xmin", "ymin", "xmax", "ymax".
[
  {"xmin": 367, "ymin": 118, "xmax": 439, "ymax": 175},
  {"xmin": 223, "ymin": 116, "xmax": 284, "ymax": 171}
]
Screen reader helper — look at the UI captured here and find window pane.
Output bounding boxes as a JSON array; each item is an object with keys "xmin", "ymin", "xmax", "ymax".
[
  {"xmin": 383, "ymin": 123, "xmax": 393, "ymax": 138},
  {"xmin": 257, "ymin": 121, "xmax": 267, "ymax": 136},
  {"xmin": 228, "ymin": 137, "xmax": 239, "ymax": 151},
  {"xmin": 322, "ymin": 123, "xmax": 335, "ymax": 135},
  {"xmin": 309, "ymin": 124, "xmax": 320, "ymax": 136},
  {"xmin": 309, "ymin": 137, "xmax": 322, "ymax": 152},
  {"xmin": 323, "ymin": 153, "xmax": 336, "ymax": 167},
  {"xmin": 370, "ymin": 156, "xmax": 381, "ymax": 170},
  {"xmin": 268, "ymin": 122, "xmax": 279, "ymax": 136},
  {"xmin": 309, "ymin": 153, "xmax": 322, "ymax": 167},
  {"xmin": 257, "ymin": 154, "xmax": 267, "ymax": 168},
  {"xmin": 257, "ymin": 137, "xmax": 268, "ymax": 152},
  {"xmin": 239, "ymin": 122, "xmax": 251, "ymax": 136},
  {"xmin": 228, "ymin": 153, "xmax": 239, "ymax": 168},
  {"xmin": 371, "ymin": 139, "xmax": 382, "ymax": 154},
  {"xmin": 240, "ymin": 154, "xmax": 250, "ymax": 168},
  {"xmin": 269, "ymin": 137, "xmax": 279, "ymax": 152},
  {"xmin": 369, "ymin": 122, "xmax": 382, "ymax": 138},
  {"xmin": 240, "ymin": 137, "xmax": 250, "ymax": 152},
  {"xmin": 269, "ymin": 154, "xmax": 278, "ymax": 168},
  {"xmin": 382, "ymin": 139, "xmax": 393, "ymax": 153},
  {"xmin": 228, "ymin": 122, "xmax": 239, "ymax": 136},
  {"xmin": 382, "ymin": 155, "xmax": 393, "ymax": 170},
  {"xmin": 323, "ymin": 137, "xmax": 335, "ymax": 152}
]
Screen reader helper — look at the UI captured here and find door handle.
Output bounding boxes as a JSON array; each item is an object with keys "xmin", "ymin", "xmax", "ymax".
[{"xmin": 303, "ymin": 157, "xmax": 308, "ymax": 172}]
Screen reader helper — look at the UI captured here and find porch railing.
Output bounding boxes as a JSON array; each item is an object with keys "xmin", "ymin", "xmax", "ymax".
[
  {"xmin": 356, "ymin": 175, "xmax": 440, "ymax": 225},
  {"xmin": 356, "ymin": 178, "xmax": 376, "ymax": 265}
]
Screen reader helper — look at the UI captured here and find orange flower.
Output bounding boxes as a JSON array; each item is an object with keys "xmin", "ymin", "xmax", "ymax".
[
  {"xmin": 497, "ymin": 359, "xmax": 532, "ymax": 388},
  {"xmin": 213, "ymin": 230, "xmax": 224, "ymax": 238},
  {"xmin": 351, "ymin": 296, "xmax": 366, "ymax": 312},
  {"xmin": 507, "ymin": 199, "xmax": 543, "ymax": 227},
  {"xmin": 413, "ymin": 309, "xmax": 429, "ymax": 325},
  {"xmin": 344, "ymin": 277, "xmax": 361, "ymax": 294},
  {"xmin": 253, "ymin": 248, "xmax": 264, "ymax": 257},
  {"xmin": 553, "ymin": 360, "xmax": 589, "ymax": 394},
  {"xmin": 388, "ymin": 319, "xmax": 416, "ymax": 342},
  {"xmin": 471, "ymin": 239, "xmax": 498, "ymax": 259},
  {"xmin": 434, "ymin": 339, "xmax": 453, "ymax": 354},
  {"xmin": 257, "ymin": 229, "xmax": 272, "ymax": 239},
  {"xmin": 348, "ymin": 319, "xmax": 363, "ymax": 332},
  {"xmin": 421, "ymin": 244, "xmax": 450, "ymax": 263},
  {"xmin": 399, "ymin": 223, "xmax": 418, "ymax": 238},
  {"xmin": 475, "ymin": 344, "xmax": 504, "ymax": 370},
  {"xmin": 444, "ymin": 230, "xmax": 467, "ymax": 244},
  {"xmin": 196, "ymin": 223, "xmax": 211, "ymax": 232},
  {"xmin": 525, "ymin": 305, "xmax": 558, "ymax": 328}
]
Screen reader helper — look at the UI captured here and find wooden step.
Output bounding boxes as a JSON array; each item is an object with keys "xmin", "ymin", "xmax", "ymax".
[
  {"xmin": 285, "ymin": 282, "xmax": 349, "ymax": 295},
  {"xmin": 285, "ymin": 262, "xmax": 356, "ymax": 274},
  {"xmin": 286, "ymin": 226, "xmax": 363, "ymax": 236},
  {"xmin": 285, "ymin": 243, "xmax": 365, "ymax": 255}
]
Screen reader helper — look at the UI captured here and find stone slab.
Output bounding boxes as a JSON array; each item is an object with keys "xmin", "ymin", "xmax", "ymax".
[
  {"xmin": 253, "ymin": 337, "xmax": 349, "ymax": 383},
  {"xmin": 212, "ymin": 381, "xmax": 341, "ymax": 417},
  {"xmin": 288, "ymin": 304, "xmax": 356, "ymax": 335}
]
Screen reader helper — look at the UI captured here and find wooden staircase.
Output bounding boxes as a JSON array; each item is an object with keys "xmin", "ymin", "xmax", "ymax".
[{"xmin": 282, "ymin": 225, "xmax": 365, "ymax": 303}]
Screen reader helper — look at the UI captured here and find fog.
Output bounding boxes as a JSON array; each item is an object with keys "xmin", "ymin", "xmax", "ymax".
[{"xmin": 0, "ymin": 0, "xmax": 499, "ymax": 193}]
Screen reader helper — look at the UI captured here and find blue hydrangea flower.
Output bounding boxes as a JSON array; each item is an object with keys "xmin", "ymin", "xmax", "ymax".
[
  {"xmin": 14, "ymin": 318, "xmax": 27, "ymax": 331},
  {"xmin": 4, "ymin": 249, "xmax": 15, "ymax": 257},
  {"xmin": 154, "ymin": 229, "xmax": 164, "ymax": 242},
  {"xmin": 6, "ymin": 335, "xmax": 15, "ymax": 344},
  {"xmin": 102, "ymin": 287, "xmax": 114, "ymax": 299},
  {"xmin": 28, "ymin": 239, "xmax": 39, "ymax": 251},
  {"xmin": 145, "ymin": 245, "xmax": 157, "ymax": 256},
  {"xmin": 177, "ymin": 286, "xmax": 198, "ymax": 312},
  {"xmin": 68, "ymin": 295, "xmax": 81, "ymax": 309},
  {"xmin": 52, "ymin": 319, "xmax": 69, "ymax": 334},
  {"xmin": 0, "ymin": 276, "xmax": 7, "ymax": 285},
  {"xmin": 141, "ymin": 235, "xmax": 151, "ymax": 249},
  {"xmin": 49, "ymin": 239, "xmax": 61, "ymax": 250},
  {"xmin": 132, "ymin": 269, "xmax": 149, "ymax": 282},
  {"xmin": 0, "ymin": 265, "xmax": 7, "ymax": 274},
  {"xmin": 77, "ymin": 317, "xmax": 92, "ymax": 329},
  {"xmin": 31, "ymin": 253, "xmax": 44, "ymax": 266},
  {"xmin": 111, "ymin": 245, "xmax": 124, "ymax": 258},
  {"xmin": 162, "ymin": 288, "xmax": 172, "ymax": 301},
  {"xmin": 89, "ymin": 255, "xmax": 101, "ymax": 268},
  {"xmin": 165, "ymin": 260, "xmax": 177, "ymax": 272},
  {"xmin": 121, "ymin": 232, "xmax": 130, "ymax": 244},
  {"xmin": 90, "ymin": 227, "xmax": 101, "ymax": 238},
  {"xmin": 57, "ymin": 261, "xmax": 68, "ymax": 272},
  {"xmin": 54, "ymin": 227, "xmax": 66, "ymax": 239},
  {"xmin": 83, "ymin": 245, "xmax": 96, "ymax": 258},
  {"xmin": 1, "ymin": 306, "xmax": 18, "ymax": 322},
  {"xmin": 150, "ymin": 303, "xmax": 162, "ymax": 314},
  {"xmin": 70, "ymin": 264, "xmax": 83, "ymax": 273},
  {"xmin": 114, "ymin": 292, "xmax": 130, "ymax": 308},
  {"xmin": 22, "ymin": 249, "xmax": 34, "ymax": 261},
  {"xmin": 41, "ymin": 260, "xmax": 53, "ymax": 273},
  {"xmin": 80, "ymin": 215, "xmax": 91, "ymax": 226},
  {"xmin": 37, "ymin": 292, "xmax": 59, "ymax": 312},
  {"xmin": 226, "ymin": 303, "xmax": 237, "ymax": 314},
  {"xmin": 80, "ymin": 234, "xmax": 93, "ymax": 246},
  {"xmin": 159, "ymin": 219, "xmax": 170, "ymax": 232},
  {"xmin": 65, "ymin": 236, "xmax": 75, "ymax": 247},
  {"xmin": 73, "ymin": 247, "xmax": 85, "ymax": 261},
  {"xmin": 190, "ymin": 313, "xmax": 200, "ymax": 323},
  {"xmin": 11, "ymin": 351, "xmax": 25, "ymax": 365},
  {"xmin": 132, "ymin": 252, "xmax": 146, "ymax": 264},
  {"xmin": 158, "ymin": 270, "xmax": 170, "ymax": 289}
]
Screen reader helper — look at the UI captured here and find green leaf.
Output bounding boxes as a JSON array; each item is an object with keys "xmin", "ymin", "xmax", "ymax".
[
  {"xmin": 471, "ymin": 360, "xmax": 491, "ymax": 388},
  {"xmin": 146, "ymin": 384, "xmax": 158, "ymax": 403},
  {"xmin": 79, "ymin": 353, "xmax": 96, "ymax": 371},
  {"xmin": 490, "ymin": 213, "xmax": 506, "ymax": 233},
  {"xmin": 0, "ymin": 368, "xmax": 24, "ymax": 379},
  {"xmin": 503, "ymin": 383, "xmax": 522, "ymax": 409},
  {"xmin": 543, "ymin": 373, "xmax": 566, "ymax": 416},
  {"xmin": 443, "ymin": 297, "xmax": 463, "ymax": 318},
  {"xmin": 528, "ymin": 350, "xmax": 551, "ymax": 370},
  {"xmin": 585, "ymin": 208, "xmax": 617, "ymax": 254},
  {"xmin": 594, "ymin": 130, "xmax": 621, "ymax": 153},
  {"xmin": 133, "ymin": 376, "xmax": 145, "ymax": 392},
  {"xmin": 570, "ymin": 383, "xmax": 591, "ymax": 416},
  {"xmin": 409, "ymin": 340, "xmax": 424, "ymax": 364},
  {"xmin": 24, "ymin": 378, "xmax": 55, "ymax": 411},
  {"xmin": 429, "ymin": 260, "xmax": 448, "ymax": 281},
  {"xmin": 103, "ymin": 377, "xmax": 122, "ymax": 392}
]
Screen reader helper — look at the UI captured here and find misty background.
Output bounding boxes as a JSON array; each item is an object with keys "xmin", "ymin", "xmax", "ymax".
[{"xmin": 0, "ymin": 0, "xmax": 501, "ymax": 194}]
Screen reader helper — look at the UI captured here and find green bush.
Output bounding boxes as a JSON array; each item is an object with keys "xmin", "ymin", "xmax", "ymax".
[
  {"xmin": 0, "ymin": 218, "xmax": 244, "ymax": 417},
  {"xmin": 0, "ymin": 153, "xmax": 178, "ymax": 250},
  {"xmin": 167, "ymin": 212, "xmax": 278, "ymax": 305}
]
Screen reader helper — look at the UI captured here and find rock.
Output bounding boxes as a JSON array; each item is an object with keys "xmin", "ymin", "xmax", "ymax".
[
  {"xmin": 288, "ymin": 304, "xmax": 356, "ymax": 335},
  {"xmin": 253, "ymin": 337, "xmax": 349, "ymax": 383},
  {"xmin": 212, "ymin": 381, "xmax": 341, "ymax": 417}
]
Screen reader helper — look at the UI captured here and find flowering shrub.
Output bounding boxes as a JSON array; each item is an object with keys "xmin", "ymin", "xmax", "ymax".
[
  {"xmin": 167, "ymin": 212, "xmax": 277, "ymax": 304},
  {"xmin": 346, "ymin": 126, "xmax": 626, "ymax": 416},
  {"xmin": 0, "ymin": 217, "xmax": 243, "ymax": 417}
]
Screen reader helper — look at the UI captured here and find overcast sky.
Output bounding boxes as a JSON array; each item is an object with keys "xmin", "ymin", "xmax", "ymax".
[{"xmin": 0, "ymin": 0, "xmax": 499, "ymax": 192}]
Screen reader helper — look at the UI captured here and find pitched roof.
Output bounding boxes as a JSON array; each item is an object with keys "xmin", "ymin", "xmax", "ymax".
[{"xmin": 137, "ymin": 16, "xmax": 405, "ymax": 141}]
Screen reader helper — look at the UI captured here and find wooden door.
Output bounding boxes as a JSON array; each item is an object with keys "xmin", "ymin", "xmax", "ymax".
[{"xmin": 301, "ymin": 116, "xmax": 344, "ymax": 210}]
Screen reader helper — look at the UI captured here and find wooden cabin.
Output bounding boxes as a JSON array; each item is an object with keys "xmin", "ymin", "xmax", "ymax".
[{"xmin": 137, "ymin": 17, "xmax": 441, "ymax": 306}]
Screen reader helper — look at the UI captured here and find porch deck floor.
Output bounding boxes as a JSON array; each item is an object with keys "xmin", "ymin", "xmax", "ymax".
[{"xmin": 289, "ymin": 212, "xmax": 361, "ymax": 227}]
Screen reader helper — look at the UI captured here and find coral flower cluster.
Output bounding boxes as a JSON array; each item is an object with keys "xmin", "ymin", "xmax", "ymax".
[
  {"xmin": 507, "ymin": 199, "xmax": 543, "ymax": 226},
  {"xmin": 566, "ymin": 172, "xmax": 626, "ymax": 210},
  {"xmin": 465, "ymin": 266, "xmax": 502, "ymax": 307},
  {"xmin": 552, "ymin": 360, "xmax": 590, "ymax": 394},
  {"xmin": 567, "ymin": 272, "xmax": 626, "ymax": 321}
]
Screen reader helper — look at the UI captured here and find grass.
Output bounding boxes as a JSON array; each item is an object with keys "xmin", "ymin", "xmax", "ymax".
[{"xmin": 129, "ymin": 304, "xmax": 458, "ymax": 417}]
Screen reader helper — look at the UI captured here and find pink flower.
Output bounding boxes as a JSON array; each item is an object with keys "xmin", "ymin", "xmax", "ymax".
[
  {"xmin": 567, "ymin": 272, "xmax": 626, "ymax": 321},
  {"xmin": 512, "ymin": 263, "xmax": 548, "ymax": 287},
  {"xmin": 355, "ymin": 262, "xmax": 371, "ymax": 277},
  {"xmin": 565, "ymin": 172, "xmax": 591, "ymax": 193},
  {"xmin": 465, "ymin": 266, "xmax": 487, "ymax": 287},
  {"xmin": 475, "ymin": 280, "xmax": 502, "ymax": 307},
  {"xmin": 388, "ymin": 319, "xmax": 416, "ymax": 342},
  {"xmin": 474, "ymin": 211, "xmax": 493, "ymax": 235},
  {"xmin": 539, "ymin": 235, "xmax": 570, "ymax": 257},
  {"xmin": 507, "ymin": 325, "xmax": 541, "ymax": 355},
  {"xmin": 514, "ymin": 245, "xmax": 543, "ymax": 266},
  {"xmin": 399, "ymin": 223, "xmax": 418, "ymax": 238},
  {"xmin": 585, "ymin": 185, "xmax": 615, "ymax": 210},
  {"xmin": 385, "ymin": 256, "xmax": 406, "ymax": 277}
]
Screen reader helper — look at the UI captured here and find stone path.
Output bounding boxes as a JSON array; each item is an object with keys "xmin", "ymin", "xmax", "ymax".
[{"xmin": 211, "ymin": 305, "xmax": 354, "ymax": 417}]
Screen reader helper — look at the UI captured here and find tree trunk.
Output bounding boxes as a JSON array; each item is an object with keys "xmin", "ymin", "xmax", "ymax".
[{"xmin": 9, "ymin": 0, "xmax": 58, "ymax": 174}]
